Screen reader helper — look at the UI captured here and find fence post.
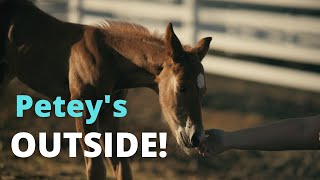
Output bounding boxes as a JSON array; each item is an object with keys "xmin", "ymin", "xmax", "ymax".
[
  {"xmin": 68, "ymin": 0, "xmax": 81, "ymax": 23},
  {"xmin": 184, "ymin": 0, "xmax": 198, "ymax": 44}
]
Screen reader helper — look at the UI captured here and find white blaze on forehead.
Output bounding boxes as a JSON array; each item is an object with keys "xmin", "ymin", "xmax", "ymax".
[{"xmin": 197, "ymin": 73, "xmax": 205, "ymax": 88}]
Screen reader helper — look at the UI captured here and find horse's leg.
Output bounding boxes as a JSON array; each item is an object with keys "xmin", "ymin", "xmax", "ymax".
[
  {"xmin": 72, "ymin": 93, "xmax": 106, "ymax": 180},
  {"xmin": 98, "ymin": 90, "xmax": 132, "ymax": 180}
]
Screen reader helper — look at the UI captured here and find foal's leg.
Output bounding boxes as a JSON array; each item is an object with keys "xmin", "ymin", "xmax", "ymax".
[
  {"xmin": 99, "ymin": 90, "xmax": 132, "ymax": 180},
  {"xmin": 73, "ymin": 95, "xmax": 106, "ymax": 180}
]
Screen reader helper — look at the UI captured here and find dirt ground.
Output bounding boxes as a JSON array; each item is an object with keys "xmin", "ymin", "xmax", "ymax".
[{"xmin": 0, "ymin": 74, "xmax": 319, "ymax": 180}]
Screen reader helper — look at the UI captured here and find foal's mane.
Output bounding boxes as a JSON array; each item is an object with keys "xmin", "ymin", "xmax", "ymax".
[{"xmin": 97, "ymin": 20, "xmax": 165, "ymax": 45}]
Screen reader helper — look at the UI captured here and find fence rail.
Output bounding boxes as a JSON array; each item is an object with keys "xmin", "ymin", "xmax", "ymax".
[
  {"xmin": 208, "ymin": 0, "xmax": 320, "ymax": 10},
  {"xmin": 62, "ymin": 0, "xmax": 320, "ymax": 92}
]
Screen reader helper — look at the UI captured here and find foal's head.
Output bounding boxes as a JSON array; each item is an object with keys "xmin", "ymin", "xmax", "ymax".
[{"xmin": 157, "ymin": 23, "xmax": 212, "ymax": 152}]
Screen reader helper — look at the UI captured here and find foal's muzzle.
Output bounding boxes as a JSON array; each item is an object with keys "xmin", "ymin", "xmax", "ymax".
[
  {"xmin": 191, "ymin": 132, "xmax": 201, "ymax": 147},
  {"xmin": 179, "ymin": 125, "xmax": 204, "ymax": 148}
]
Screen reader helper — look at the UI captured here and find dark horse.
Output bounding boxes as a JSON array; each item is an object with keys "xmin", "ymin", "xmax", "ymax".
[{"xmin": 1, "ymin": 0, "xmax": 212, "ymax": 179}]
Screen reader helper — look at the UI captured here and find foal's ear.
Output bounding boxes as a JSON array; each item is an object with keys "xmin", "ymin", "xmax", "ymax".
[
  {"xmin": 165, "ymin": 23, "xmax": 183, "ymax": 60},
  {"xmin": 194, "ymin": 37, "xmax": 212, "ymax": 61}
]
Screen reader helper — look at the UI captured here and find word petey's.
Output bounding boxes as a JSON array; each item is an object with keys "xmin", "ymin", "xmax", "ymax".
[{"xmin": 16, "ymin": 95, "xmax": 127, "ymax": 124}]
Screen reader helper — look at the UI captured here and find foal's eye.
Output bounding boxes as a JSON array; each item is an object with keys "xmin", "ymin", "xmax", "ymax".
[{"xmin": 179, "ymin": 85, "xmax": 186, "ymax": 93}]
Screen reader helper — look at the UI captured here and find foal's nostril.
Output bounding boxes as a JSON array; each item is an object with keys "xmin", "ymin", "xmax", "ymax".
[{"xmin": 191, "ymin": 134, "xmax": 200, "ymax": 147}]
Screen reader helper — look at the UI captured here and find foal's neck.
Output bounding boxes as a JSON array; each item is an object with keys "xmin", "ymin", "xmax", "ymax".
[{"xmin": 104, "ymin": 31, "xmax": 166, "ymax": 91}]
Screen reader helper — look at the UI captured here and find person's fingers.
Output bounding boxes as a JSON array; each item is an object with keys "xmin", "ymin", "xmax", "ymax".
[
  {"xmin": 198, "ymin": 140, "xmax": 212, "ymax": 156},
  {"xmin": 198, "ymin": 142, "xmax": 206, "ymax": 154},
  {"xmin": 198, "ymin": 141, "xmax": 206, "ymax": 155},
  {"xmin": 198, "ymin": 148, "xmax": 207, "ymax": 156}
]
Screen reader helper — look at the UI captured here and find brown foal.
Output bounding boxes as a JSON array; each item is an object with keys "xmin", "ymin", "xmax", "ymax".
[{"xmin": 2, "ymin": 0, "xmax": 212, "ymax": 179}]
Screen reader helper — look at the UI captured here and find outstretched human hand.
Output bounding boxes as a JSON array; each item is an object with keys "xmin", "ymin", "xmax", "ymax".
[
  {"xmin": 198, "ymin": 129, "xmax": 227, "ymax": 156},
  {"xmin": 199, "ymin": 115, "xmax": 320, "ymax": 155}
]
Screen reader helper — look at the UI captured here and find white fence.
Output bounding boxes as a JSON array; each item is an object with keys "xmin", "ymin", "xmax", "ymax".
[{"xmin": 41, "ymin": 0, "xmax": 320, "ymax": 92}]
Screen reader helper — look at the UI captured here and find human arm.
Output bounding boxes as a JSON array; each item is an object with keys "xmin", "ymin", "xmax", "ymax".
[{"xmin": 200, "ymin": 115, "xmax": 320, "ymax": 155}]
